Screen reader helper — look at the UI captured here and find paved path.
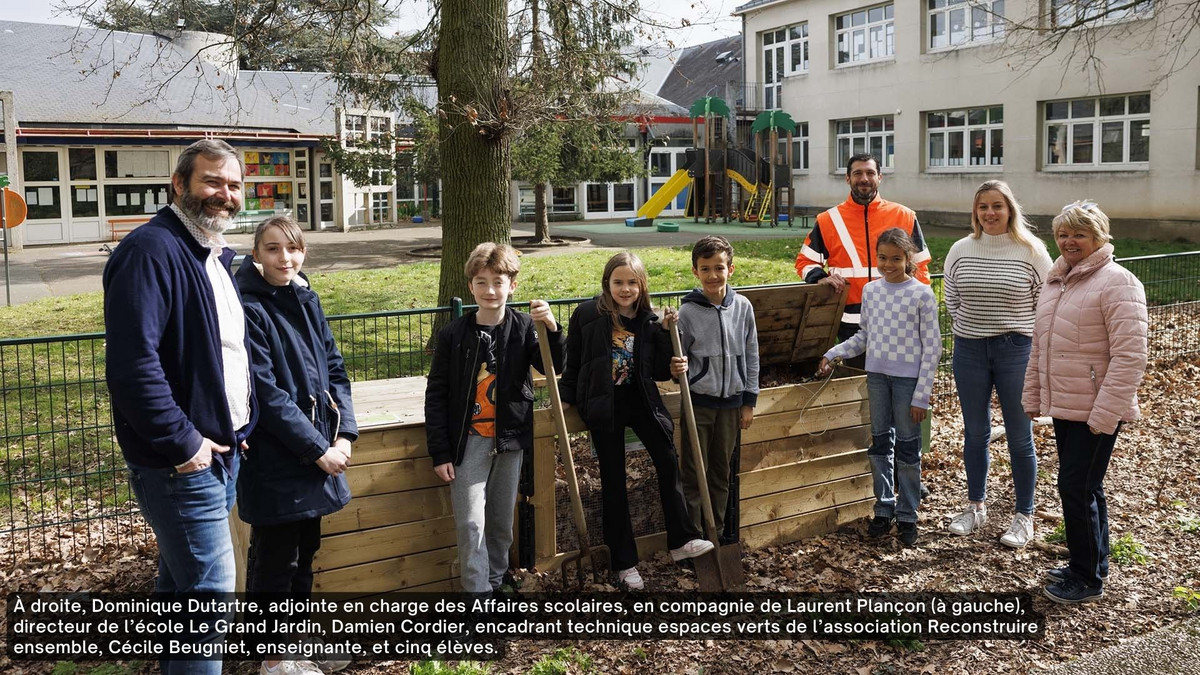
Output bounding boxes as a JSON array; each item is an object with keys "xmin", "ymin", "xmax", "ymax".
[{"xmin": 1052, "ymin": 616, "xmax": 1200, "ymax": 674}]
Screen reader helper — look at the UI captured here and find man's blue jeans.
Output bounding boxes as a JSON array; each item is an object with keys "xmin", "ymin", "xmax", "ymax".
[
  {"xmin": 866, "ymin": 373, "xmax": 922, "ymax": 523},
  {"xmin": 952, "ymin": 334, "xmax": 1037, "ymax": 515},
  {"xmin": 127, "ymin": 462, "xmax": 237, "ymax": 675}
]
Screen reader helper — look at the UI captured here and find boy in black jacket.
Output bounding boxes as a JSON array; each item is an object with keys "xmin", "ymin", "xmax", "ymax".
[{"xmin": 425, "ymin": 243, "xmax": 563, "ymax": 594}]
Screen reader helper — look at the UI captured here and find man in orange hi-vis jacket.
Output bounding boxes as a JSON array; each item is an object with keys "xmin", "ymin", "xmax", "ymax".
[{"xmin": 795, "ymin": 153, "xmax": 932, "ymax": 368}]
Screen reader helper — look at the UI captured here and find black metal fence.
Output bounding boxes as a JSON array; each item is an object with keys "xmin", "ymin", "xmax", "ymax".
[{"xmin": 2, "ymin": 252, "xmax": 1197, "ymax": 558}]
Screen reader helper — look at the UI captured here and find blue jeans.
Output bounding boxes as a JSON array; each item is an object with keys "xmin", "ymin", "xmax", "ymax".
[
  {"xmin": 952, "ymin": 334, "xmax": 1037, "ymax": 515},
  {"xmin": 127, "ymin": 462, "xmax": 237, "ymax": 675},
  {"xmin": 866, "ymin": 373, "xmax": 922, "ymax": 523}
]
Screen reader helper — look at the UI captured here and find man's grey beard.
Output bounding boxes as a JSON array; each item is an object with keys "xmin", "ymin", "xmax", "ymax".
[{"xmin": 179, "ymin": 187, "xmax": 237, "ymax": 234}]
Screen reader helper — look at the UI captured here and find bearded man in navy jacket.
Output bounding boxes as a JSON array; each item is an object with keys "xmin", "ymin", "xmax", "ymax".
[{"xmin": 103, "ymin": 139, "xmax": 256, "ymax": 675}]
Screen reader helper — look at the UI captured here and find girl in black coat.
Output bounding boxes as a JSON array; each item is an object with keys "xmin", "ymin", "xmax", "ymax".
[
  {"xmin": 559, "ymin": 252, "xmax": 712, "ymax": 589},
  {"xmin": 236, "ymin": 217, "xmax": 355, "ymax": 674}
]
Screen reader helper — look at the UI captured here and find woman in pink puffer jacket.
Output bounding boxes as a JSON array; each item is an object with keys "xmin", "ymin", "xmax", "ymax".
[{"xmin": 1023, "ymin": 200, "xmax": 1147, "ymax": 606}]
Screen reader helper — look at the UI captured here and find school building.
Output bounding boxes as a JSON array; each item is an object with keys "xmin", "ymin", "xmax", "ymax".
[
  {"xmin": 731, "ymin": 0, "xmax": 1200, "ymax": 238},
  {"xmin": 0, "ymin": 20, "xmax": 703, "ymax": 248}
]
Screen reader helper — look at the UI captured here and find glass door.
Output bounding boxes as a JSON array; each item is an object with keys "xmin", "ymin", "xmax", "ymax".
[{"xmin": 20, "ymin": 148, "xmax": 67, "ymax": 244}]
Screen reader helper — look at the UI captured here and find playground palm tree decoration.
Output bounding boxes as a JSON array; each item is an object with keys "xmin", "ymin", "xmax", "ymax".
[
  {"xmin": 751, "ymin": 110, "xmax": 797, "ymax": 135},
  {"xmin": 689, "ymin": 96, "xmax": 731, "ymax": 120}
]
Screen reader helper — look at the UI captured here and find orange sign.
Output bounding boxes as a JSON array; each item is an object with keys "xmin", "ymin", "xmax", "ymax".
[{"xmin": 3, "ymin": 188, "xmax": 26, "ymax": 228}]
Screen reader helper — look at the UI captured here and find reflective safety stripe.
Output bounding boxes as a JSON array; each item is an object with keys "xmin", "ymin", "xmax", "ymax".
[
  {"xmin": 799, "ymin": 244, "xmax": 824, "ymax": 264},
  {"xmin": 825, "ymin": 207, "xmax": 864, "ymax": 270},
  {"xmin": 828, "ymin": 266, "xmax": 882, "ymax": 278}
]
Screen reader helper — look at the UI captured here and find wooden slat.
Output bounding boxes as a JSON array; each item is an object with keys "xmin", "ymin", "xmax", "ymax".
[
  {"xmin": 740, "ymin": 450, "xmax": 870, "ymax": 499},
  {"xmin": 323, "ymin": 486, "xmax": 452, "ymax": 535},
  {"xmin": 742, "ymin": 499, "xmax": 874, "ymax": 549},
  {"xmin": 741, "ymin": 424, "xmax": 872, "ymax": 472},
  {"xmin": 739, "ymin": 474, "xmax": 874, "ymax": 527},
  {"xmin": 536, "ymin": 532, "xmax": 668, "ymax": 573},
  {"xmin": 312, "ymin": 546, "xmax": 459, "ymax": 594},
  {"xmin": 759, "ymin": 322, "xmax": 844, "ymax": 350},
  {"xmin": 230, "ymin": 506, "xmax": 251, "ymax": 593},
  {"xmin": 741, "ymin": 400, "xmax": 871, "ymax": 445},
  {"xmin": 345, "ymin": 457, "xmax": 441, "ymax": 497},
  {"xmin": 314, "ymin": 515, "xmax": 458, "ymax": 571},
  {"xmin": 531, "ymin": 436, "xmax": 559, "ymax": 563},
  {"xmin": 350, "ymin": 425, "xmax": 429, "ymax": 465}
]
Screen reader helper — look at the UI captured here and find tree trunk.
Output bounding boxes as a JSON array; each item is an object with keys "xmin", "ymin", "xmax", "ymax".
[
  {"xmin": 435, "ymin": 0, "xmax": 512, "ymax": 307},
  {"xmin": 533, "ymin": 182, "xmax": 551, "ymax": 243}
]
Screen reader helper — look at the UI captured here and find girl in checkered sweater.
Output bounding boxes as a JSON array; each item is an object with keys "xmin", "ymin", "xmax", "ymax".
[{"xmin": 818, "ymin": 228, "xmax": 942, "ymax": 546}]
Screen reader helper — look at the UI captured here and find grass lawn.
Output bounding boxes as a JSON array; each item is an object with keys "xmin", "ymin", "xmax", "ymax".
[{"xmin": 1, "ymin": 235, "xmax": 1197, "ymax": 340}]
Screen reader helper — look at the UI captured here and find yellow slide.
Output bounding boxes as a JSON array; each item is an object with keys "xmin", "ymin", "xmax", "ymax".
[
  {"xmin": 637, "ymin": 169, "xmax": 690, "ymax": 219},
  {"xmin": 725, "ymin": 168, "xmax": 757, "ymax": 195}
]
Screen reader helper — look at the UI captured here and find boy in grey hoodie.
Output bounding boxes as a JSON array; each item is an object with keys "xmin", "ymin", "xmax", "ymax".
[{"xmin": 676, "ymin": 236, "xmax": 760, "ymax": 540}]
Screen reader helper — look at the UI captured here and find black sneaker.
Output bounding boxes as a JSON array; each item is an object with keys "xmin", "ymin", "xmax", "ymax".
[
  {"xmin": 1044, "ymin": 576, "xmax": 1104, "ymax": 604},
  {"xmin": 867, "ymin": 515, "xmax": 894, "ymax": 537},
  {"xmin": 897, "ymin": 521, "xmax": 919, "ymax": 547},
  {"xmin": 1045, "ymin": 566, "xmax": 1109, "ymax": 584}
]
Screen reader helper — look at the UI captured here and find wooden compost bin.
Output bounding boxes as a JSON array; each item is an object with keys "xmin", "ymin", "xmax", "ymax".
[{"xmin": 232, "ymin": 283, "xmax": 872, "ymax": 593}]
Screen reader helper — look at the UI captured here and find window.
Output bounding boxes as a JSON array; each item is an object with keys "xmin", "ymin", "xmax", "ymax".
[
  {"xmin": 1044, "ymin": 93, "xmax": 1149, "ymax": 168},
  {"xmin": 929, "ymin": 0, "xmax": 1004, "ymax": 50},
  {"xmin": 344, "ymin": 114, "xmax": 366, "ymax": 145},
  {"xmin": 776, "ymin": 122, "xmax": 810, "ymax": 171},
  {"xmin": 103, "ymin": 150, "xmax": 170, "ymax": 179},
  {"xmin": 927, "ymin": 106, "xmax": 1003, "ymax": 169},
  {"xmin": 762, "ymin": 24, "xmax": 809, "ymax": 110},
  {"xmin": 836, "ymin": 4, "xmax": 894, "ymax": 66},
  {"xmin": 371, "ymin": 192, "xmax": 390, "ymax": 222},
  {"xmin": 1051, "ymin": 0, "xmax": 1151, "ymax": 28},
  {"xmin": 835, "ymin": 116, "xmax": 895, "ymax": 170}
]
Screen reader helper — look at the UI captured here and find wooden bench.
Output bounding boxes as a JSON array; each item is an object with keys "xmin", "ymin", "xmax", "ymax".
[{"xmin": 108, "ymin": 216, "xmax": 152, "ymax": 241}]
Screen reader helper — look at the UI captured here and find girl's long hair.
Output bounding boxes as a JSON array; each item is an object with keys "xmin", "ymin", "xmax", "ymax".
[
  {"xmin": 597, "ymin": 251, "xmax": 653, "ymax": 320},
  {"xmin": 970, "ymin": 180, "xmax": 1046, "ymax": 254}
]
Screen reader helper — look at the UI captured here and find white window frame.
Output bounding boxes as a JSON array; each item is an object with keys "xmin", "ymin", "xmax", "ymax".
[
  {"xmin": 835, "ymin": 3, "xmax": 895, "ymax": 67},
  {"xmin": 1050, "ymin": 0, "xmax": 1152, "ymax": 28},
  {"xmin": 761, "ymin": 24, "xmax": 808, "ymax": 111},
  {"xmin": 776, "ymin": 122, "xmax": 810, "ymax": 172},
  {"xmin": 926, "ymin": 106, "xmax": 1003, "ymax": 171},
  {"xmin": 1043, "ymin": 93, "xmax": 1150, "ymax": 170},
  {"xmin": 928, "ymin": 0, "xmax": 1005, "ymax": 51},
  {"xmin": 834, "ymin": 116, "xmax": 895, "ymax": 171}
]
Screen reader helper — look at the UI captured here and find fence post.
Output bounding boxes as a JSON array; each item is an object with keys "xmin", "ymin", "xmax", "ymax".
[{"xmin": 451, "ymin": 296, "xmax": 463, "ymax": 319}]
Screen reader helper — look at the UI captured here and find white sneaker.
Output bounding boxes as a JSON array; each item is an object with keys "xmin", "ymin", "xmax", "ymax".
[
  {"xmin": 999, "ymin": 512, "xmax": 1035, "ymax": 548},
  {"xmin": 296, "ymin": 636, "xmax": 352, "ymax": 673},
  {"xmin": 948, "ymin": 504, "xmax": 988, "ymax": 536},
  {"xmin": 260, "ymin": 661, "xmax": 324, "ymax": 675},
  {"xmin": 617, "ymin": 567, "xmax": 644, "ymax": 590},
  {"xmin": 670, "ymin": 538, "xmax": 715, "ymax": 561}
]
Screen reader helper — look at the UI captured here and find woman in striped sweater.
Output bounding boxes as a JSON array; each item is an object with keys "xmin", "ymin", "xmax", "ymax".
[{"xmin": 944, "ymin": 181, "xmax": 1053, "ymax": 548}]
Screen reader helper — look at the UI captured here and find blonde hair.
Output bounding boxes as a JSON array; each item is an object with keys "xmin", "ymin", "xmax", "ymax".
[
  {"xmin": 1052, "ymin": 200, "xmax": 1112, "ymax": 245},
  {"xmin": 253, "ymin": 215, "xmax": 307, "ymax": 252},
  {"xmin": 464, "ymin": 242, "xmax": 521, "ymax": 279},
  {"xmin": 970, "ymin": 180, "xmax": 1046, "ymax": 253},
  {"xmin": 598, "ymin": 251, "xmax": 652, "ymax": 320}
]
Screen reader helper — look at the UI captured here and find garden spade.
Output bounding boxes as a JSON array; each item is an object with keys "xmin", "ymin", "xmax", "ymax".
[
  {"xmin": 669, "ymin": 321, "xmax": 746, "ymax": 592},
  {"xmin": 536, "ymin": 322, "xmax": 612, "ymax": 587}
]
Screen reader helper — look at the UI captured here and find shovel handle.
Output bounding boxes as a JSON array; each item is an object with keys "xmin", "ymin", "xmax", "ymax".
[
  {"xmin": 535, "ymin": 321, "xmax": 593, "ymax": 547},
  {"xmin": 669, "ymin": 321, "xmax": 722, "ymax": 544}
]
